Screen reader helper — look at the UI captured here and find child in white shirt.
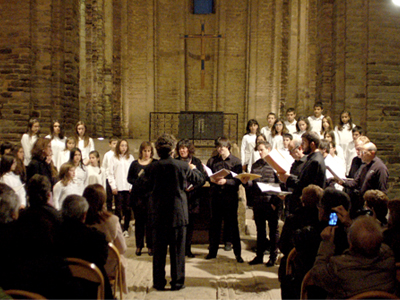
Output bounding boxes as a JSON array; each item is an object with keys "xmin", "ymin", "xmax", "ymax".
[{"xmin": 307, "ymin": 102, "xmax": 324, "ymax": 133}]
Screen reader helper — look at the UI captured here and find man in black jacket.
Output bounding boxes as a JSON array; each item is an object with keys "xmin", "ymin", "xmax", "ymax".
[
  {"xmin": 278, "ymin": 131, "xmax": 326, "ymax": 212},
  {"xmin": 243, "ymin": 141, "xmax": 281, "ymax": 266},
  {"xmin": 139, "ymin": 134, "xmax": 205, "ymax": 291}
]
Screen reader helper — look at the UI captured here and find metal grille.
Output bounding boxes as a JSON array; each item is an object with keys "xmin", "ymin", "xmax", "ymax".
[{"xmin": 149, "ymin": 112, "xmax": 238, "ymax": 146}]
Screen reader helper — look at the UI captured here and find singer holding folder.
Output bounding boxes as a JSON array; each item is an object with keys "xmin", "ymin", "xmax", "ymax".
[
  {"xmin": 205, "ymin": 137, "xmax": 244, "ymax": 263},
  {"xmin": 277, "ymin": 132, "xmax": 326, "ymax": 213}
]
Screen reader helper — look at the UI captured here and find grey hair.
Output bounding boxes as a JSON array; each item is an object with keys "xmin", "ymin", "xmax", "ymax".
[
  {"xmin": 61, "ymin": 195, "xmax": 89, "ymax": 221},
  {"xmin": 0, "ymin": 183, "xmax": 20, "ymax": 224},
  {"xmin": 348, "ymin": 215, "xmax": 383, "ymax": 257},
  {"xmin": 365, "ymin": 142, "xmax": 377, "ymax": 153},
  {"xmin": 292, "ymin": 138, "xmax": 302, "ymax": 149}
]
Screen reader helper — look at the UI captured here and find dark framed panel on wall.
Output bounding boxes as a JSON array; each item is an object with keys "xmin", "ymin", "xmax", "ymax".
[{"xmin": 192, "ymin": 0, "xmax": 215, "ymax": 14}]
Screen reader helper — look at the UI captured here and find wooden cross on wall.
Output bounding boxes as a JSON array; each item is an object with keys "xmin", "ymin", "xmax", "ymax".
[{"xmin": 181, "ymin": 22, "xmax": 223, "ymax": 89}]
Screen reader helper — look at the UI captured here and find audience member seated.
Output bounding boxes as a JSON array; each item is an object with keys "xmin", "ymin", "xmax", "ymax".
[
  {"xmin": 318, "ymin": 188, "xmax": 351, "ymax": 255},
  {"xmin": 56, "ymin": 194, "xmax": 113, "ymax": 299},
  {"xmin": 383, "ymin": 199, "xmax": 400, "ymax": 262},
  {"xmin": 0, "ymin": 176, "xmax": 76, "ymax": 299},
  {"xmin": 278, "ymin": 184, "xmax": 323, "ymax": 299},
  {"xmin": 84, "ymin": 184, "xmax": 128, "ymax": 294},
  {"xmin": 362, "ymin": 190, "xmax": 389, "ymax": 227},
  {"xmin": 0, "ymin": 184, "xmax": 20, "ymax": 292},
  {"xmin": 309, "ymin": 216, "xmax": 396, "ymax": 299}
]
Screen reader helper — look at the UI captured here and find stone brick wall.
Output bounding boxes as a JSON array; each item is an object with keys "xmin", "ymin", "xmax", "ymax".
[
  {"xmin": 0, "ymin": 0, "xmax": 32, "ymax": 140},
  {"xmin": 1, "ymin": 0, "xmax": 400, "ymax": 196},
  {"xmin": 0, "ymin": 0, "xmax": 80, "ymax": 139}
]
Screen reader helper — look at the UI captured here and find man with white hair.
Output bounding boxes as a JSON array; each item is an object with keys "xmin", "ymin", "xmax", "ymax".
[
  {"xmin": 339, "ymin": 142, "xmax": 389, "ymax": 201},
  {"xmin": 309, "ymin": 216, "xmax": 396, "ymax": 298}
]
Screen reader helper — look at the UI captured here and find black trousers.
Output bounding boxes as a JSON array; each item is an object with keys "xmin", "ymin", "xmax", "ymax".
[
  {"xmin": 208, "ymin": 193, "xmax": 241, "ymax": 257},
  {"xmin": 115, "ymin": 191, "xmax": 131, "ymax": 231},
  {"xmin": 153, "ymin": 225, "xmax": 186, "ymax": 289},
  {"xmin": 105, "ymin": 180, "xmax": 114, "ymax": 212},
  {"xmin": 133, "ymin": 204, "xmax": 152, "ymax": 249},
  {"xmin": 253, "ymin": 200, "xmax": 280, "ymax": 259}
]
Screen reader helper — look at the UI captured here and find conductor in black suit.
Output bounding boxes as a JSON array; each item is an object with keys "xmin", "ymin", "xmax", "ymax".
[{"xmin": 138, "ymin": 134, "xmax": 205, "ymax": 291}]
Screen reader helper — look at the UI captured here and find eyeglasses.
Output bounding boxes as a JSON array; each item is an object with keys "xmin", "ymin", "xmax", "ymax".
[
  {"xmin": 275, "ymin": 124, "xmax": 283, "ymax": 127},
  {"xmin": 289, "ymin": 147, "xmax": 299, "ymax": 154}
]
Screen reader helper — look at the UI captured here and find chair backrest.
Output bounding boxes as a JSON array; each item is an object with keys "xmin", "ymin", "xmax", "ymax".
[
  {"xmin": 286, "ymin": 247, "xmax": 297, "ymax": 276},
  {"xmin": 5, "ymin": 289, "xmax": 47, "ymax": 299},
  {"xmin": 66, "ymin": 257, "xmax": 105, "ymax": 300},
  {"xmin": 396, "ymin": 262, "xmax": 400, "ymax": 283},
  {"xmin": 300, "ymin": 270, "xmax": 314, "ymax": 300},
  {"xmin": 348, "ymin": 290, "xmax": 399, "ymax": 299},
  {"xmin": 108, "ymin": 242, "xmax": 123, "ymax": 300}
]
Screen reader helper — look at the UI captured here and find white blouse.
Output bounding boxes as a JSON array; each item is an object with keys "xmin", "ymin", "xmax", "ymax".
[
  {"xmin": 0, "ymin": 172, "xmax": 26, "ymax": 207},
  {"xmin": 241, "ymin": 133, "xmax": 257, "ymax": 166},
  {"xmin": 46, "ymin": 135, "xmax": 67, "ymax": 171},
  {"xmin": 53, "ymin": 180, "xmax": 81, "ymax": 210},
  {"xmin": 260, "ymin": 126, "xmax": 272, "ymax": 142},
  {"xmin": 87, "ymin": 165, "xmax": 106, "ymax": 188},
  {"xmin": 335, "ymin": 123, "xmax": 356, "ymax": 156},
  {"xmin": 107, "ymin": 154, "xmax": 134, "ymax": 191},
  {"xmin": 21, "ymin": 133, "xmax": 38, "ymax": 166},
  {"xmin": 57, "ymin": 150, "xmax": 71, "ymax": 169},
  {"xmin": 102, "ymin": 150, "xmax": 114, "ymax": 178},
  {"xmin": 73, "ymin": 165, "xmax": 88, "ymax": 195},
  {"xmin": 77, "ymin": 138, "xmax": 95, "ymax": 164},
  {"xmin": 269, "ymin": 134, "xmax": 284, "ymax": 151}
]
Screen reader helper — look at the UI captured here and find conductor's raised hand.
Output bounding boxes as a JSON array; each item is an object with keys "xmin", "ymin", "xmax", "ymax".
[{"xmin": 188, "ymin": 163, "xmax": 197, "ymax": 170}]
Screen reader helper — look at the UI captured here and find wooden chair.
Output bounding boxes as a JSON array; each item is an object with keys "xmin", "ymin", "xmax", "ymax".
[
  {"xmin": 286, "ymin": 247, "xmax": 297, "ymax": 276},
  {"xmin": 66, "ymin": 257, "xmax": 105, "ymax": 300},
  {"xmin": 396, "ymin": 262, "xmax": 400, "ymax": 283},
  {"xmin": 4, "ymin": 290, "xmax": 47, "ymax": 299},
  {"xmin": 300, "ymin": 270, "xmax": 314, "ymax": 300},
  {"xmin": 108, "ymin": 242, "xmax": 124, "ymax": 300},
  {"xmin": 348, "ymin": 291, "xmax": 399, "ymax": 299}
]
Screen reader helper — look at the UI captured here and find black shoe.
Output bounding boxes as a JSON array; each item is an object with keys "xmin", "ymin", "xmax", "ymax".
[
  {"xmin": 186, "ymin": 252, "xmax": 195, "ymax": 258},
  {"xmin": 171, "ymin": 285, "xmax": 185, "ymax": 291},
  {"xmin": 265, "ymin": 258, "xmax": 276, "ymax": 267},
  {"xmin": 248, "ymin": 256, "xmax": 263, "ymax": 265},
  {"xmin": 148, "ymin": 248, "xmax": 153, "ymax": 256},
  {"xmin": 153, "ymin": 285, "xmax": 165, "ymax": 291},
  {"xmin": 224, "ymin": 243, "xmax": 232, "ymax": 251},
  {"xmin": 135, "ymin": 248, "xmax": 142, "ymax": 256},
  {"xmin": 205, "ymin": 253, "xmax": 216, "ymax": 260},
  {"xmin": 236, "ymin": 256, "xmax": 244, "ymax": 263}
]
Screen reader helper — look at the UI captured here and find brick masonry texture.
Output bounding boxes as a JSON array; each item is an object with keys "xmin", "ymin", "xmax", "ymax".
[{"xmin": 0, "ymin": 0, "xmax": 400, "ymax": 197}]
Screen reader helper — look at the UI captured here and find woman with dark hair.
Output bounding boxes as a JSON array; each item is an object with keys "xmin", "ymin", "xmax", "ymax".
[
  {"xmin": 67, "ymin": 147, "xmax": 88, "ymax": 195},
  {"xmin": 21, "ymin": 118, "xmax": 40, "ymax": 166},
  {"xmin": 175, "ymin": 139, "xmax": 206, "ymax": 257},
  {"xmin": 74, "ymin": 121, "xmax": 95, "ymax": 165},
  {"xmin": 241, "ymin": 119, "xmax": 260, "ymax": 172},
  {"xmin": 127, "ymin": 141, "xmax": 157, "ymax": 255},
  {"xmin": 46, "ymin": 121, "xmax": 66, "ymax": 171},
  {"xmin": 269, "ymin": 119, "xmax": 289, "ymax": 150},
  {"xmin": 293, "ymin": 116, "xmax": 311, "ymax": 140},
  {"xmin": 26, "ymin": 137, "xmax": 54, "ymax": 186},
  {"xmin": 107, "ymin": 139, "xmax": 134, "ymax": 236},
  {"xmin": 84, "ymin": 184, "xmax": 128, "ymax": 294},
  {"xmin": 11, "ymin": 144, "xmax": 26, "ymax": 184}
]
